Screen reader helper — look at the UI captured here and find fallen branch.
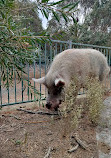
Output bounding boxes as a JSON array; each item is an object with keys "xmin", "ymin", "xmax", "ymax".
[
  {"xmin": 1, "ymin": 114, "xmax": 21, "ymax": 120},
  {"xmin": 4, "ymin": 138, "xmax": 9, "ymax": 144},
  {"xmin": 17, "ymin": 109, "xmax": 59, "ymax": 115},
  {"xmin": 9, "ymin": 114, "xmax": 21, "ymax": 120},
  {"xmin": 72, "ymin": 133, "xmax": 89, "ymax": 150},
  {"xmin": 44, "ymin": 147, "xmax": 52, "ymax": 158},
  {"xmin": 68, "ymin": 144, "xmax": 79, "ymax": 153}
]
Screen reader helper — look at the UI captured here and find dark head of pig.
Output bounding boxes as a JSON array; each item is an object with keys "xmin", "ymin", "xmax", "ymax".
[{"xmin": 32, "ymin": 77, "xmax": 65, "ymax": 111}]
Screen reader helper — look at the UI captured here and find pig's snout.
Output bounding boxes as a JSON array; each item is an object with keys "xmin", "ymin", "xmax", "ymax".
[
  {"xmin": 46, "ymin": 102, "xmax": 52, "ymax": 109},
  {"xmin": 46, "ymin": 100, "xmax": 62, "ymax": 111}
]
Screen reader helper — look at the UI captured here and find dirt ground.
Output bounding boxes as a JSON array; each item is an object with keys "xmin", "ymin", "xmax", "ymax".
[
  {"xmin": 0, "ymin": 66, "xmax": 110, "ymax": 158},
  {"xmin": 0, "ymin": 100, "xmax": 99, "ymax": 158}
]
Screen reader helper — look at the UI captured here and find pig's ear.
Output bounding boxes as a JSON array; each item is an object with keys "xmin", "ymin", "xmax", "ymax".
[
  {"xmin": 55, "ymin": 78, "xmax": 65, "ymax": 87},
  {"xmin": 32, "ymin": 77, "xmax": 45, "ymax": 85}
]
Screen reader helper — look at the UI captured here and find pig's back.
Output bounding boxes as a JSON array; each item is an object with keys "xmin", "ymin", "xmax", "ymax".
[{"xmin": 47, "ymin": 49, "xmax": 109, "ymax": 84}]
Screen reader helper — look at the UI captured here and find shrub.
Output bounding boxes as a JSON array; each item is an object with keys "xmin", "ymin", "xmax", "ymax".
[
  {"xmin": 61, "ymin": 77, "xmax": 82, "ymax": 130},
  {"xmin": 60, "ymin": 77, "xmax": 104, "ymax": 135},
  {"xmin": 86, "ymin": 77, "xmax": 104, "ymax": 125}
]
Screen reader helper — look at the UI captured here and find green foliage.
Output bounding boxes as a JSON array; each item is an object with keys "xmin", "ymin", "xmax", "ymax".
[
  {"xmin": 47, "ymin": 0, "xmax": 111, "ymax": 46},
  {"xmin": 0, "ymin": 0, "xmax": 78, "ymax": 88},
  {"xmin": 18, "ymin": 1, "xmax": 43, "ymax": 34},
  {"xmin": 90, "ymin": 0, "xmax": 111, "ymax": 32},
  {"xmin": 47, "ymin": 0, "xmax": 79, "ymax": 38},
  {"xmin": 77, "ymin": 0, "xmax": 111, "ymax": 46},
  {"xmin": 40, "ymin": 0, "xmax": 78, "ymax": 24},
  {"xmin": 15, "ymin": 140, "xmax": 22, "ymax": 145},
  {"xmin": 0, "ymin": 0, "xmax": 42, "ymax": 87},
  {"xmin": 42, "ymin": 0, "xmax": 49, "ymax": 3}
]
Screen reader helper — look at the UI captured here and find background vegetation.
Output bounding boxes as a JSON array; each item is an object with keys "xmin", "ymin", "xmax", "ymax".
[{"xmin": 47, "ymin": 0, "xmax": 111, "ymax": 46}]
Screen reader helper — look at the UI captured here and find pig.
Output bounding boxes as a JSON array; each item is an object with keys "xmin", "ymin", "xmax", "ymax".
[{"xmin": 32, "ymin": 49, "xmax": 110, "ymax": 111}]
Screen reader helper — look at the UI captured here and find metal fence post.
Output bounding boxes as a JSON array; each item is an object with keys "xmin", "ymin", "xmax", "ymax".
[
  {"xmin": 0, "ymin": 68, "xmax": 2, "ymax": 106},
  {"xmin": 69, "ymin": 40, "xmax": 72, "ymax": 49}
]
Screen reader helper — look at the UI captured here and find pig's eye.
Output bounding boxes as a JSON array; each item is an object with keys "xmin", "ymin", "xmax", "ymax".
[
  {"xmin": 58, "ymin": 87, "xmax": 63, "ymax": 93},
  {"xmin": 53, "ymin": 87, "xmax": 63, "ymax": 95},
  {"xmin": 48, "ymin": 91, "xmax": 50, "ymax": 94}
]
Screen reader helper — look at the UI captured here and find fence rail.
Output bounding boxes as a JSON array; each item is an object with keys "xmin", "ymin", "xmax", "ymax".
[{"xmin": 0, "ymin": 40, "xmax": 111, "ymax": 107}]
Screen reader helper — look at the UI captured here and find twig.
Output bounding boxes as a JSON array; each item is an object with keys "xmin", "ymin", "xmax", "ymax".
[
  {"xmin": 68, "ymin": 144, "xmax": 79, "ymax": 153},
  {"xmin": 73, "ymin": 133, "xmax": 89, "ymax": 150},
  {"xmin": 17, "ymin": 109, "xmax": 59, "ymax": 115},
  {"xmin": 14, "ymin": 36, "xmax": 48, "ymax": 39},
  {"xmin": 0, "ymin": 124, "xmax": 5, "ymax": 129},
  {"xmin": 4, "ymin": 139, "xmax": 9, "ymax": 144},
  {"xmin": 44, "ymin": 147, "xmax": 52, "ymax": 158}
]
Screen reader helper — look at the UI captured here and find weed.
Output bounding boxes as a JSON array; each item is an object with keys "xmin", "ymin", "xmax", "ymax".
[{"xmin": 15, "ymin": 140, "xmax": 22, "ymax": 145}]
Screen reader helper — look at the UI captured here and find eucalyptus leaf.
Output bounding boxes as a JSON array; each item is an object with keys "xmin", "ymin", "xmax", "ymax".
[
  {"xmin": 49, "ymin": 0, "xmax": 64, "ymax": 6},
  {"xmin": 52, "ymin": 10, "xmax": 60, "ymax": 22},
  {"xmin": 43, "ymin": 9, "xmax": 49, "ymax": 19},
  {"xmin": 68, "ymin": 1, "xmax": 79, "ymax": 11},
  {"xmin": 42, "ymin": 0, "xmax": 49, "ymax": 3}
]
